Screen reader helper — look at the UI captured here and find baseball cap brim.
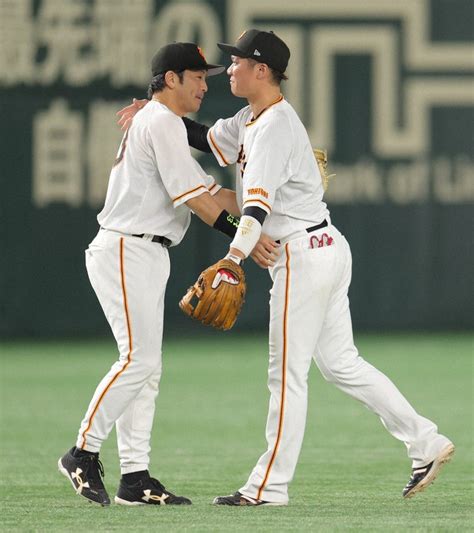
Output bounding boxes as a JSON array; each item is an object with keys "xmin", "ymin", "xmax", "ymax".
[
  {"xmin": 217, "ymin": 42, "xmax": 250, "ymax": 58},
  {"xmin": 205, "ymin": 64, "xmax": 226, "ymax": 76}
]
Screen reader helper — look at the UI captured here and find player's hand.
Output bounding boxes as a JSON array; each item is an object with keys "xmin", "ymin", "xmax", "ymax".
[
  {"xmin": 250, "ymin": 234, "xmax": 280, "ymax": 269},
  {"xmin": 116, "ymin": 98, "xmax": 148, "ymax": 131}
]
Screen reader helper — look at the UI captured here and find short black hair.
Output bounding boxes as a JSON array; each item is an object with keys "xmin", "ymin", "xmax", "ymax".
[
  {"xmin": 269, "ymin": 67, "xmax": 288, "ymax": 84},
  {"xmin": 147, "ymin": 70, "xmax": 185, "ymax": 99},
  {"xmin": 246, "ymin": 58, "xmax": 288, "ymax": 86}
]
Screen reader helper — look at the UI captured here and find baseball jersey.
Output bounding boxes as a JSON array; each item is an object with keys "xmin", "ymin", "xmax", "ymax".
[
  {"xmin": 98, "ymin": 100, "xmax": 220, "ymax": 246},
  {"xmin": 207, "ymin": 96, "xmax": 329, "ymax": 241}
]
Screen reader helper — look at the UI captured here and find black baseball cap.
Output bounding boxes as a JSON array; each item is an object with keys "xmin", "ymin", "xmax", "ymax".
[
  {"xmin": 151, "ymin": 42, "xmax": 225, "ymax": 77},
  {"xmin": 217, "ymin": 29, "xmax": 290, "ymax": 73}
]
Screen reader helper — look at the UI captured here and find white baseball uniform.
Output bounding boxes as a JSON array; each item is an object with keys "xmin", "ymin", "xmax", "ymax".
[
  {"xmin": 78, "ymin": 100, "xmax": 221, "ymax": 474},
  {"xmin": 208, "ymin": 96, "xmax": 451, "ymax": 503}
]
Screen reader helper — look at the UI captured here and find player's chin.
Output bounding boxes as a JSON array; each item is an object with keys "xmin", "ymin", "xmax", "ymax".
[
  {"xmin": 192, "ymin": 98, "xmax": 203, "ymax": 111},
  {"xmin": 229, "ymin": 85, "xmax": 243, "ymax": 97}
]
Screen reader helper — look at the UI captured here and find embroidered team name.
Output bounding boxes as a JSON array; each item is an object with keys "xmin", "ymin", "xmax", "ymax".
[{"xmin": 247, "ymin": 188, "xmax": 269, "ymax": 198}]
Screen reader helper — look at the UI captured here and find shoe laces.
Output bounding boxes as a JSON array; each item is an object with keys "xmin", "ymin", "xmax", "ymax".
[
  {"xmin": 148, "ymin": 477, "xmax": 167, "ymax": 493},
  {"xmin": 81, "ymin": 454, "xmax": 105, "ymax": 486}
]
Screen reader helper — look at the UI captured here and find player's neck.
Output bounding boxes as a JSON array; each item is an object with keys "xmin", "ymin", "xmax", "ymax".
[
  {"xmin": 248, "ymin": 88, "xmax": 283, "ymax": 120},
  {"xmin": 152, "ymin": 94, "xmax": 185, "ymax": 117}
]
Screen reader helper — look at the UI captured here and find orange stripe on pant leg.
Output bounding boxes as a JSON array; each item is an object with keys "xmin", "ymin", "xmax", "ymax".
[
  {"xmin": 257, "ymin": 243, "xmax": 290, "ymax": 500},
  {"xmin": 81, "ymin": 237, "xmax": 133, "ymax": 449}
]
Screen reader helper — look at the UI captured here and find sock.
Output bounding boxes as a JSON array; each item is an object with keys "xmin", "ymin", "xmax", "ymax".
[
  {"xmin": 72, "ymin": 446, "xmax": 97, "ymax": 458},
  {"xmin": 122, "ymin": 470, "xmax": 149, "ymax": 484}
]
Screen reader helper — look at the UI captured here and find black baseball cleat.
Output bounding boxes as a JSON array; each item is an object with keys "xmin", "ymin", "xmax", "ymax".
[
  {"xmin": 403, "ymin": 443, "xmax": 455, "ymax": 498},
  {"xmin": 213, "ymin": 491, "xmax": 286, "ymax": 507},
  {"xmin": 58, "ymin": 447, "xmax": 110, "ymax": 506},
  {"xmin": 115, "ymin": 474, "xmax": 192, "ymax": 506}
]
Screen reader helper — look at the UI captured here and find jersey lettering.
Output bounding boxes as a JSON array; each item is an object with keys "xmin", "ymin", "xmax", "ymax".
[
  {"xmin": 247, "ymin": 187, "xmax": 269, "ymax": 198},
  {"xmin": 237, "ymin": 144, "xmax": 247, "ymax": 178},
  {"xmin": 113, "ymin": 128, "xmax": 129, "ymax": 167}
]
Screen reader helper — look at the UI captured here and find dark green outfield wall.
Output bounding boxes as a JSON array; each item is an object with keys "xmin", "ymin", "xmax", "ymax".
[{"xmin": 1, "ymin": 0, "xmax": 473, "ymax": 337}]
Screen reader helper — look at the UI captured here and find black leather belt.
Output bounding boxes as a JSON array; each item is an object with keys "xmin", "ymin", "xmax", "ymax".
[
  {"xmin": 132, "ymin": 234, "xmax": 172, "ymax": 248},
  {"xmin": 276, "ymin": 219, "xmax": 328, "ymax": 244},
  {"xmin": 305, "ymin": 219, "xmax": 328, "ymax": 234}
]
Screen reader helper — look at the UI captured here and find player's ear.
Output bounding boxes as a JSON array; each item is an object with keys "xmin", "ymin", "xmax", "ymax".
[
  {"xmin": 164, "ymin": 70, "xmax": 176, "ymax": 89},
  {"xmin": 255, "ymin": 63, "xmax": 269, "ymax": 80}
]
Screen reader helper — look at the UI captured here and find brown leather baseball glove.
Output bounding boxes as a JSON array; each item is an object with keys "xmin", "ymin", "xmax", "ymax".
[
  {"xmin": 314, "ymin": 148, "xmax": 336, "ymax": 191},
  {"xmin": 179, "ymin": 258, "xmax": 246, "ymax": 331}
]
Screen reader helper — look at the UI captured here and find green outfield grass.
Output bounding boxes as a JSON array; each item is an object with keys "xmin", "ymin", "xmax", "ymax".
[{"xmin": 0, "ymin": 333, "xmax": 472, "ymax": 531}]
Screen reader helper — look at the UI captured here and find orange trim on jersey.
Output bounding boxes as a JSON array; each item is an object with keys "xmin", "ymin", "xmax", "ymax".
[
  {"xmin": 245, "ymin": 95, "xmax": 284, "ymax": 127},
  {"xmin": 208, "ymin": 182, "xmax": 220, "ymax": 194},
  {"xmin": 81, "ymin": 238, "xmax": 133, "ymax": 449},
  {"xmin": 243, "ymin": 198, "xmax": 272, "ymax": 213},
  {"xmin": 209, "ymin": 130, "xmax": 230, "ymax": 165},
  {"xmin": 257, "ymin": 243, "xmax": 290, "ymax": 500},
  {"xmin": 173, "ymin": 184, "xmax": 208, "ymax": 204}
]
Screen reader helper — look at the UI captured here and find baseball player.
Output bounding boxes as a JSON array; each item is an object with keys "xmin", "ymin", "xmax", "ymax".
[
  {"xmin": 117, "ymin": 31, "xmax": 454, "ymax": 505},
  {"xmin": 208, "ymin": 29, "xmax": 454, "ymax": 505},
  {"xmin": 57, "ymin": 42, "xmax": 275, "ymax": 507}
]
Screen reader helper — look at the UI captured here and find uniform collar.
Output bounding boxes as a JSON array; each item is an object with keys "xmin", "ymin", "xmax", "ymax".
[{"xmin": 245, "ymin": 95, "xmax": 284, "ymax": 127}]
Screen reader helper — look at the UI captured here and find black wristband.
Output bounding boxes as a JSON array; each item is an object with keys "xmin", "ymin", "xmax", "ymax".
[{"xmin": 213, "ymin": 210, "xmax": 240, "ymax": 238}]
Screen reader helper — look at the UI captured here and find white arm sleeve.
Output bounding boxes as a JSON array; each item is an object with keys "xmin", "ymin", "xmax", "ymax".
[{"xmin": 207, "ymin": 107, "xmax": 249, "ymax": 166}]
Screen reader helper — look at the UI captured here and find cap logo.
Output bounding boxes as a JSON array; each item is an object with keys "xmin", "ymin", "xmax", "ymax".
[
  {"xmin": 253, "ymin": 49, "xmax": 261, "ymax": 56},
  {"xmin": 197, "ymin": 46, "xmax": 206, "ymax": 61}
]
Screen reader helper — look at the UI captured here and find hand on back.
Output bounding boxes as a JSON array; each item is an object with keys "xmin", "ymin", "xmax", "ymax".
[{"xmin": 117, "ymin": 98, "xmax": 148, "ymax": 131}]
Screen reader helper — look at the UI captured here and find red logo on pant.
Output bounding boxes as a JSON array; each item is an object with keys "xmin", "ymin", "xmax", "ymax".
[{"xmin": 310, "ymin": 233, "xmax": 334, "ymax": 249}]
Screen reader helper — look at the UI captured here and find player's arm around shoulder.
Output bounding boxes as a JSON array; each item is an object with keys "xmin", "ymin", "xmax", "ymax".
[{"xmin": 117, "ymin": 98, "xmax": 148, "ymax": 131}]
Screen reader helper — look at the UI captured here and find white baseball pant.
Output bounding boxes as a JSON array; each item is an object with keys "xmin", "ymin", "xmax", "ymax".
[
  {"xmin": 240, "ymin": 224, "xmax": 451, "ymax": 504},
  {"xmin": 76, "ymin": 229, "xmax": 170, "ymax": 474}
]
